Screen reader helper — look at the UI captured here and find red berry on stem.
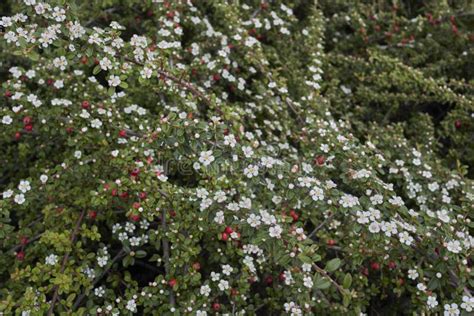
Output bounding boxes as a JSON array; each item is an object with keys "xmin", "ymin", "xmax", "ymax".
[
  {"xmin": 119, "ymin": 129, "xmax": 127, "ymax": 138},
  {"xmin": 327, "ymin": 239, "xmax": 336, "ymax": 246},
  {"xmin": 224, "ymin": 226, "xmax": 233, "ymax": 234},
  {"xmin": 20, "ymin": 236, "xmax": 29, "ymax": 245},
  {"xmin": 371, "ymin": 262, "xmax": 380, "ymax": 271},
  {"xmin": 221, "ymin": 232, "xmax": 229, "ymax": 241},
  {"xmin": 168, "ymin": 278, "xmax": 177, "ymax": 287},
  {"xmin": 212, "ymin": 303, "xmax": 221, "ymax": 311},
  {"xmin": 388, "ymin": 261, "xmax": 397, "ymax": 270},
  {"xmin": 82, "ymin": 100, "xmax": 90, "ymax": 109},
  {"xmin": 454, "ymin": 119, "xmax": 462, "ymax": 129},
  {"xmin": 16, "ymin": 251, "xmax": 25, "ymax": 261},
  {"xmin": 130, "ymin": 214, "xmax": 140, "ymax": 222},
  {"xmin": 88, "ymin": 210, "xmax": 97, "ymax": 219}
]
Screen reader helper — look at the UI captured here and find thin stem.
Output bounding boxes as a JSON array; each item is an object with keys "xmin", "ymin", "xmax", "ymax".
[
  {"xmin": 47, "ymin": 209, "xmax": 86, "ymax": 316},
  {"xmin": 72, "ymin": 249, "xmax": 126, "ymax": 310}
]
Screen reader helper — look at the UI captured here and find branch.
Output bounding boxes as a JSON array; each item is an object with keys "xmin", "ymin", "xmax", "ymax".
[
  {"xmin": 47, "ymin": 209, "xmax": 86, "ymax": 316},
  {"xmin": 308, "ymin": 213, "xmax": 335, "ymax": 239},
  {"xmin": 313, "ymin": 263, "xmax": 346, "ymax": 295},
  {"xmin": 161, "ymin": 205, "xmax": 175, "ymax": 306},
  {"xmin": 72, "ymin": 248, "xmax": 126, "ymax": 310}
]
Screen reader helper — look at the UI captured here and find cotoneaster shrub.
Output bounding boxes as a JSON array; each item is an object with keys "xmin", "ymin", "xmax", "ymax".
[{"xmin": 0, "ymin": 1, "xmax": 473, "ymax": 315}]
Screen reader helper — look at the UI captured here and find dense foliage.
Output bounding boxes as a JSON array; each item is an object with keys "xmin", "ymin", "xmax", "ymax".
[{"xmin": 0, "ymin": 1, "xmax": 472, "ymax": 315}]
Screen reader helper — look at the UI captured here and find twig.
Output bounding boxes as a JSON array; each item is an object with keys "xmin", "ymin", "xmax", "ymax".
[
  {"xmin": 161, "ymin": 205, "xmax": 175, "ymax": 306},
  {"xmin": 47, "ymin": 209, "xmax": 86, "ymax": 316},
  {"xmin": 313, "ymin": 263, "xmax": 346, "ymax": 295},
  {"xmin": 308, "ymin": 213, "xmax": 335, "ymax": 239},
  {"xmin": 72, "ymin": 248, "xmax": 126, "ymax": 310}
]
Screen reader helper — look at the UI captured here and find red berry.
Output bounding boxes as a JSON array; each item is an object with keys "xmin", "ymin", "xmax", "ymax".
[
  {"xmin": 279, "ymin": 272, "xmax": 286, "ymax": 282},
  {"xmin": 213, "ymin": 73, "xmax": 221, "ymax": 81},
  {"xmin": 47, "ymin": 78, "xmax": 54, "ymax": 86},
  {"xmin": 315, "ymin": 155, "xmax": 325, "ymax": 166},
  {"xmin": 130, "ymin": 214, "xmax": 140, "ymax": 222},
  {"xmin": 224, "ymin": 226, "xmax": 234, "ymax": 234},
  {"xmin": 15, "ymin": 132, "xmax": 21, "ymax": 140},
  {"xmin": 4, "ymin": 90, "xmax": 12, "ymax": 98},
  {"xmin": 192, "ymin": 262, "xmax": 201, "ymax": 271},
  {"xmin": 20, "ymin": 236, "xmax": 29, "ymax": 245},
  {"xmin": 133, "ymin": 202, "xmax": 141, "ymax": 209},
  {"xmin": 120, "ymin": 191, "xmax": 129, "ymax": 199},
  {"xmin": 81, "ymin": 100, "xmax": 90, "ymax": 109},
  {"xmin": 16, "ymin": 251, "xmax": 25, "ymax": 261},
  {"xmin": 111, "ymin": 189, "xmax": 118, "ymax": 196},
  {"xmin": 168, "ymin": 278, "xmax": 177, "ymax": 287},
  {"xmin": 265, "ymin": 276, "xmax": 273, "ymax": 285},
  {"xmin": 371, "ymin": 262, "xmax": 380, "ymax": 271},
  {"xmin": 289, "ymin": 210, "xmax": 299, "ymax": 221},
  {"xmin": 327, "ymin": 239, "xmax": 336, "ymax": 246},
  {"xmin": 119, "ymin": 129, "xmax": 127, "ymax": 138},
  {"xmin": 130, "ymin": 168, "xmax": 140, "ymax": 177},
  {"xmin": 454, "ymin": 119, "xmax": 462, "ymax": 129},
  {"xmin": 212, "ymin": 303, "xmax": 221, "ymax": 311},
  {"xmin": 23, "ymin": 116, "xmax": 32, "ymax": 125},
  {"xmin": 24, "ymin": 124, "xmax": 33, "ymax": 132},
  {"xmin": 388, "ymin": 261, "xmax": 397, "ymax": 270},
  {"xmin": 139, "ymin": 192, "xmax": 147, "ymax": 200},
  {"xmin": 169, "ymin": 210, "xmax": 176, "ymax": 217},
  {"xmin": 221, "ymin": 232, "xmax": 229, "ymax": 241},
  {"xmin": 361, "ymin": 267, "xmax": 369, "ymax": 276},
  {"xmin": 66, "ymin": 127, "xmax": 74, "ymax": 134},
  {"xmin": 88, "ymin": 210, "xmax": 97, "ymax": 219}
]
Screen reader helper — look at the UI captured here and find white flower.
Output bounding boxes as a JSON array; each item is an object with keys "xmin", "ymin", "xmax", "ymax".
[
  {"xmin": 140, "ymin": 67, "xmax": 153, "ymax": 79},
  {"xmin": 222, "ymin": 264, "xmax": 233, "ymax": 276},
  {"xmin": 90, "ymin": 119, "xmax": 102, "ymax": 129},
  {"xmin": 100, "ymin": 57, "xmax": 113, "ymax": 70},
  {"xmin": 310, "ymin": 186, "xmax": 324, "ymax": 201},
  {"xmin": 427, "ymin": 295, "xmax": 438, "ymax": 309},
  {"xmin": 94, "ymin": 286, "xmax": 105, "ymax": 297},
  {"xmin": 40, "ymin": 175, "xmax": 48, "ymax": 183},
  {"xmin": 74, "ymin": 151, "xmax": 82, "ymax": 159},
  {"xmin": 218, "ymin": 279, "xmax": 229, "ymax": 291},
  {"xmin": 2, "ymin": 115, "xmax": 12, "ymax": 125},
  {"xmin": 339, "ymin": 194, "xmax": 359, "ymax": 208},
  {"xmin": 303, "ymin": 276, "xmax": 313, "ymax": 288},
  {"xmin": 444, "ymin": 303, "xmax": 460, "ymax": 316},
  {"xmin": 461, "ymin": 295, "xmax": 474, "ymax": 312},
  {"xmin": 368, "ymin": 222, "xmax": 380, "ymax": 233},
  {"xmin": 199, "ymin": 150, "xmax": 215, "ymax": 166},
  {"xmin": 398, "ymin": 231, "xmax": 413, "ymax": 246},
  {"xmin": 18, "ymin": 180, "xmax": 31, "ymax": 193},
  {"xmin": 416, "ymin": 283, "xmax": 427, "ymax": 291},
  {"xmin": 126, "ymin": 299, "xmax": 137, "ymax": 313},
  {"xmin": 14, "ymin": 194, "xmax": 25, "ymax": 205},
  {"xmin": 446, "ymin": 240, "xmax": 462, "ymax": 254},
  {"xmin": 408, "ymin": 269, "xmax": 419, "ymax": 280},
  {"xmin": 45, "ymin": 254, "xmax": 58, "ymax": 265},
  {"xmin": 53, "ymin": 56, "xmax": 68, "ymax": 70},
  {"xmin": 247, "ymin": 213, "xmax": 261, "ymax": 227},
  {"xmin": 200, "ymin": 284, "xmax": 211, "ymax": 297},
  {"xmin": 97, "ymin": 256, "xmax": 108, "ymax": 267},
  {"xmin": 214, "ymin": 211, "xmax": 225, "ymax": 224},
  {"xmin": 2, "ymin": 189, "xmax": 14, "ymax": 199},
  {"xmin": 244, "ymin": 164, "xmax": 259, "ymax": 178},
  {"xmin": 108, "ymin": 75, "xmax": 121, "ymax": 87},
  {"xmin": 269, "ymin": 225, "xmax": 282, "ymax": 238},
  {"xmin": 389, "ymin": 196, "xmax": 404, "ymax": 206}
]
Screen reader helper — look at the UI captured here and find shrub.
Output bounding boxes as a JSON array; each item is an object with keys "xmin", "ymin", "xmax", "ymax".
[{"xmin": 0, "ymin": 1, "xmax": 472, "ymax": 315}]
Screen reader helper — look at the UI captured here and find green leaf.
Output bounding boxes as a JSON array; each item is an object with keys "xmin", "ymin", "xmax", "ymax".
[
  {"xmin": 135, "ymin": 250, "xmax": 147, "ymax": 258},
  {"xmin": 93, "ymin": 65, "xmax": 101, "ymax": 75},
  {"xmin": 314, "ymin": 276, "xmax": 331, "ymax": 289},
  {"xmin": 343, "ymin": 273, "xmax": 352, "ymax": 289},
  {"xmin": 325, "ymin": 258, "xmax": 341, "ymax": 272}
]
